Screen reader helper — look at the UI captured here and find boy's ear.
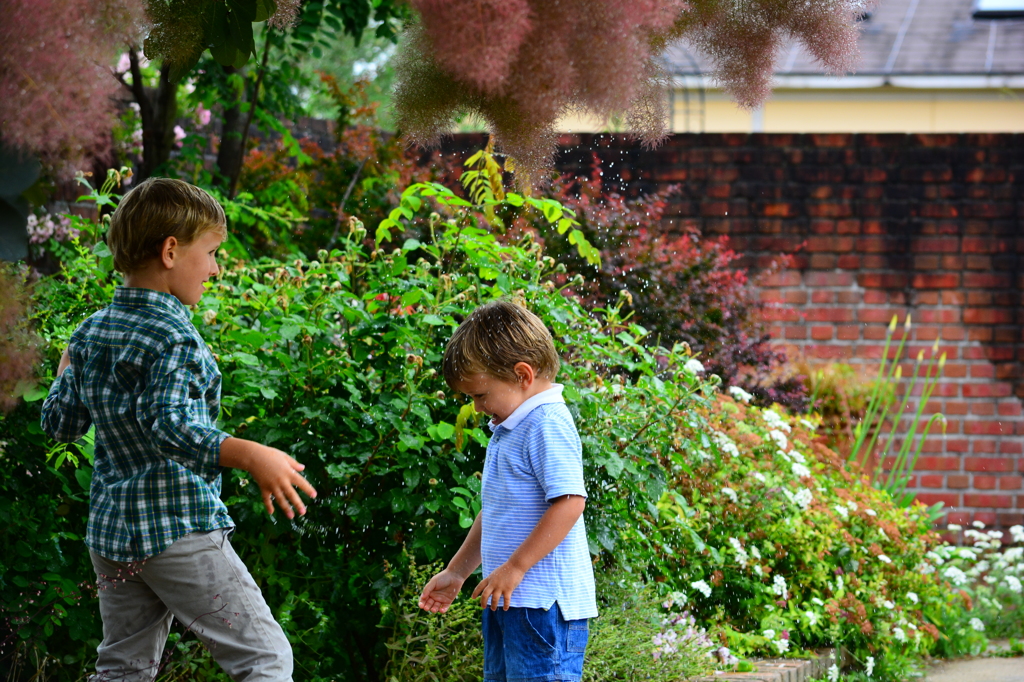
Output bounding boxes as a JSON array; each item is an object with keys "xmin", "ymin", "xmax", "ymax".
[
  {"xmin": 159, "ymin": 236, "xmax": 179, "ymax": 270},
  {"xmin": 513, "ymin": 361, "xmax": 536, "ymax": 388}
]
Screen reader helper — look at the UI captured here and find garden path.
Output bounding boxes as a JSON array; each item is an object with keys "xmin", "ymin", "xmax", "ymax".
[{"xmin": 923, "ymin": 656, "xmax": 1024, "ymax": 682}]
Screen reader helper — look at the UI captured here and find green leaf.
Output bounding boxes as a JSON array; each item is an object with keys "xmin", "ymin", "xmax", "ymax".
[
  {"xmin": 260, "ymin": 387, "xmax": 279, "ymax": 400},
  {"xmin": 604, "ymin": 453, "xmax": 625, "ymax": 479},
  {"xmin": 233, "ymin": 352, "xmax": 259, "ymax": 366},
  {"xmin": 253, "ymin": 0, "xmax": 276, "ymax": 22},
  {"xmin": 435, "ymin": 421, "xmax": 455, "ymax": 440},
  {"xmin": 75, "ymin": 467, "xmax": 92, "ymax": 492},
  {"xmin": 422, "ymin": 314, "xmax": 444, "ymax": 326}
]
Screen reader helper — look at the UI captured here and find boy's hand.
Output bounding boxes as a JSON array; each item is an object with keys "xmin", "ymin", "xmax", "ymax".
[
  {"xmin": 220, "ymin": 438, "xmax": 317, "ymax": 519},
  {"xmin": 419, "ymin": 569, "xmax": 466, "ymax": 613},
  {"xmin": 471, "ymin": 562, "xmax": 525, "ymax": 611},
  {"xmin": 57, "ymin": 347, "xmax": 71, "ymax": 375}
]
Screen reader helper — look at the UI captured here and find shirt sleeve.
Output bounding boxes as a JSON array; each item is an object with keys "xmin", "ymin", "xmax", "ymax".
[
  {"xmin": 136, "ymin": 335, "xmax": 229, "ymax": 480},
  {"xmin": 40, "ymin": 366, "xmax": 93, "ymax": 443},
  {"xmin": 525, "ymin": 407, "xmax": 587, "ymax": 502}
]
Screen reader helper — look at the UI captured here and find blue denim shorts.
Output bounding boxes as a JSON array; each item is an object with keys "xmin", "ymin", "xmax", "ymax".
[{"xmin": 482, "ymin": 605, "xmax": 589, "ymax": 682}]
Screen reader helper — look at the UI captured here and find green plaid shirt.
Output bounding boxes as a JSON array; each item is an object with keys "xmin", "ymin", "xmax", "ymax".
[{"xmin": 41, "ymin": 287, "xmax": 233, "ymax": 561}]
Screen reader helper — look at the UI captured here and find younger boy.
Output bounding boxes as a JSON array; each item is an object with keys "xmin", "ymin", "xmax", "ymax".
[
  {"xmin": 41, "ymin": 177, "xmax": 316, "ymax": 682},
  {"xmin": 419, "ymin": 300, "xmax": 596, "ymax": 682}
]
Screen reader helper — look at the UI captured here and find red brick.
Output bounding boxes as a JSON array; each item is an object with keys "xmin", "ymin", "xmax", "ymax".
[
  {"xmin": 912, "ymin": 274, "xmax": 960, "ymax": 289},
  {"xmin": 964, "ymin": 420, "xmax": 1012, "ymax": 435},
  {"xmin": 999, "ymin": 440, "xmax": 1023, "ymax": 455},
  {"xmin": 811, "ymin": 326, "xmax": 834, "ymax": 340},
  {"xmin": 965, "ymin": 457, "xmax": 1016, "ymax": 472},
  {"xmin": 805, "ymin": 271, "xmax": 856, "ymax": 286},
  {"xmin": 858, "ymin": 273, "xmax": 909, "ymax": 288},
  {"xmin": 970, "ymin": 364, "xmax": 995, "ymax": 379},
  {"xmin": 783, "ymin": 290, "xmax": 808, "ymax": 305},
  {"xmin": 918, "ymin": 456, "xmax": 961, "ymax": 471},
  {"xmin": 806, "ymin": 345, "xmax": 854, "ymax": 360},
  {"xmin": 945, "ymin": 438, "xmax": 970, "ymax": 452},
  {"xmin": 916, "ymin": 492, "xmax": 960, "ymax": 507},
  {"xmin": 973, "ymin": 439, "xmax": 998, "ymax": 453},
  {"xmin": 973, "ymin": 511, "xmax": 999, "ymax": 526},
  {"xmin": 974, "ymin": 475, "xmax": 998, "ymax": 490},
  {"xmin": 913, "ymin": 237, "xmax": 960, "ymax": 253},
  {"xmin": 761, "ymin": 271, "xmax": 802, "ymax": 287},
  {"xmin": 762, "ymin": 203, "xmax": 795, "ymax": 217},
  {"xmin": 784, "ymin": 326, "xmax": 807, "ymax": 340},
  {"xmin": 919, "ymin": 474, "xmax": 945, "ymax": 488},
  {"xmin": 963, "ymin": 273, "xmax": 1013, "ymax": 288},
  {"xmin": 811, "ymin": 291, "xmax": 834, "ymax": 304},
  {"xmin": 999, "ymin": 476, "xmax": 1023, "ymax": 491},
  {"xmin": 964, "ymin": 493, "xmax": 1014, "ymax": 508},
  {"xmin": 962, "ymin": 384, "xmax": 996, "ymax": 398},
  {"xmin": 804, "ymin": 308, "xmax": 854, "ymax": 322},
  {"xmin": 836, "ymin": 325, "xmax": 860, "ymax": 340},
  {"xmin": 964, "ymin": 308, "xmax": 1015, "ymax": 325},
  {"xmin": 858, "ymin": 308, "xmax": 898, "ymax": 324},
  {"xmin": 947, "ymin": 474, "xmax": 970, "ymax": 489},
  {"xmin": 970, "ymin": 402, "xmax": 995, "ymax": 416}
]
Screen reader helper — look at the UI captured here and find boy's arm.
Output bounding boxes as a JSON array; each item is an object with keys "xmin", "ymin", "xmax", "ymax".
[
  {"xmin": 41, "ymin": 346, "xmax": 93, "ymax": 443},
  {"xmin": 219, "ymin": 437, "xmax": 317, "ymax": 519},
  {"xmin": 419, "ymin": 513, "xmax": 483, "ymax": 613},
  {"xmin": 471, "ymin": 494, "xmax": 585, "ymax": 611}
]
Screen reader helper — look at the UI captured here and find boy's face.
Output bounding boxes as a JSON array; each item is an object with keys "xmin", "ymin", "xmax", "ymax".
[
  {"xmin": 166, "ymin": 229, "xmax": 225, "ymax": 306},
  {"xmin": 452, "ymin": 373, "xmax": 528, "ymax": 425}
]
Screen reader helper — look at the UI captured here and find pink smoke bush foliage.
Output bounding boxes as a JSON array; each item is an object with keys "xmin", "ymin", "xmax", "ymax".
[
  {"xmin": 0, "ymin": 0, "xmax": 144, "ymax": 171},
  {"xmin": 394, "ymin": 0, "xmax": 873, "ymax": 179}
]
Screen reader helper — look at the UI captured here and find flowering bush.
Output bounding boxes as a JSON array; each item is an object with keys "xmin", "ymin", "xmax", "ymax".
[
  {"xmin": 638, "ymin": 395, "xmax": 957, "ymax": 680},
  {"xmin": 927, "ymin": 523, "xmax": 1024, "ymax": 657}
]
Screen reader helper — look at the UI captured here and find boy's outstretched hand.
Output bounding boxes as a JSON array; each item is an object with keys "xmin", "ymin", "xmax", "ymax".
[
  {"xmin": 220, "ymin": 438, "xmax": 317, "ymax": 519},
  {"xmin": 471, "ymin": 562, "xmax": 525, "ymax": 611},
  {"xmin": 419, "ymin": 569, "xmax": 466, "ymax": 614}
]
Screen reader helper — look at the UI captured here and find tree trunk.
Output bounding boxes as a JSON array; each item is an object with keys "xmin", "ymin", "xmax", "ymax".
[
  {"xmin": 130, "ymin": 53, "xmax": 178, "ymax": 183},
  {"xmin": 215, "ymin": 66, "xmax": 247, "ymax": 190}
]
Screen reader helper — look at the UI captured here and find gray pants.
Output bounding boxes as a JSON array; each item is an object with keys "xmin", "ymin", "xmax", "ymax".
[{"xmin": 89, "ymin": 529, "xmax": 293, "ymax": 682}]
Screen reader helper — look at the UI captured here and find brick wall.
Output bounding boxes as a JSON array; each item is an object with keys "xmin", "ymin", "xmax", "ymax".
[{"xmin": 447, "ymin": 132, "xmax": 1024, "ymax": 528}]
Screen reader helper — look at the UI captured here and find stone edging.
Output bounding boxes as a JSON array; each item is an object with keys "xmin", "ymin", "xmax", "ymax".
[{"xmin": 695, "ymin": 649, "xmax": 835, "ymax": 682}]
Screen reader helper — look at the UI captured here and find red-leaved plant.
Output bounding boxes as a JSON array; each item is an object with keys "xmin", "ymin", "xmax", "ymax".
[{"xmin": 532, "ymin": 161, "xmax": 807, "ymax": 410}]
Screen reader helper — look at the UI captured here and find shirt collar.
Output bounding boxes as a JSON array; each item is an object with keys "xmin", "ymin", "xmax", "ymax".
[
  {"xmin": 113, "ymin": 287, "xmax": 191, "ymax": 320},
  {"xmin": 490, "ymin": 384, "xmax": 565, "ymax": 432}
]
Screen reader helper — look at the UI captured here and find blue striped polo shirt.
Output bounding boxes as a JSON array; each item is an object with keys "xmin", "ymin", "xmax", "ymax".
[{"xmin": 480, "ymin": 385, "xmax": 598, "ymax": 621}]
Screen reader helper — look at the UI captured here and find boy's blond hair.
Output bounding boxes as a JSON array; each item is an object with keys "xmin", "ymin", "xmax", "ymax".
[
  {"xmin": 107, "ymin": 177, "xmax": 226, "ymax": 274},
  {"xmin": 443, "ymin": 300, "xmax": 560, "ymax": 386}
]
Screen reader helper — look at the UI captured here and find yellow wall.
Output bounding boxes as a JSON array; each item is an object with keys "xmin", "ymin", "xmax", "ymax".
[{"xmin": 558, "ymin": 89, "xmax": 1024, "ymax": 133}]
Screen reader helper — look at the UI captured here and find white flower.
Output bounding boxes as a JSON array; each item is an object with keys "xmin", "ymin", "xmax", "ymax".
[
  {"xmin": 768, "ymin": 429, "xmax": 789, "ymax": 450},
  {"xmin": 773, "ymin": 639, "xmax": 790, "ymax": 654},
  {"xmin": 799, "ymin": 418, "xmax": 817, "ymax": 430},
  {"xmin": 866, "ymin": 656, "xmax": 875, "ymax": 677},
  {"xmin": 907, "ymin": 592, "xmax": 919, "ymax": 604},
  {"xmin": 791, "ymin": 462, "xmax": 811, "ymax": 478},
  {"xmin": 834, "ymin": 504, "xmax": 849, "ymax": 519},
  {"xmin": 751, "ymin": 546, "xmax": 762, "ymax": 560},
  {"xmin": 762, "ymin": 409, "xmax": 791, "ymax": 433},
  {"xmin": 987, "ymin": 530, "xmax": 1004, "ymax": 540},
  {"xmin": 883, "ymin": 600, "xmax": 894, "ymax": 609},
  {"xmin": 789, "ymin": 450, "xmax": 807, "ymax": 464},
  {"xmin": 752, "ymin": 472, "xmax": 767, "ymax": 483},
  {"xmin": 794, "ymin": 488, "xmax": 813, "ymax": 510},
  {"xmin": 847, "ymin": 501, "xmax": 857, "ymax": 511},
  {"xmin": 729, "ymin": 386, "xmax": 753, "ymax": 403},
  {"xmin": 1006, "ymin": 576, "xmax": 1022, "ymax": 594},
  {"xmin": 865, "ymin": 509, "xmax": 877, "ymax": 516},
  {"xmin": 972, "ymin": 520, "xmax": 986, "ymax": 529},
  {"xmin": 712, "ymin": 431, "xmax": 740, "ymax": 458},
  {"xmin": 944, "ymin": 566, "xmax": 969, "ymax": 586},
  {"xmin": 836, "ymin": 575, "xmax": 844, "ymax": 592},
  {"xmin": 947, "ymin": 523, "xmax": 963, "ymax": 531},
  {"xmin": 827, "ymin": 663, "xmax": 840, "ymax": 682},
  {"xmin": 1010, "ymin": 525, "xmax": 1024, "ymax": 543},
  {"xmin": 729, "ymin": 537, "xmax": 749, "ymax": 566},
  {"xmin": 692, "ymin": 580, "xmax": 712, "ymax": 598},
  {"xmin": 684, "ymin": 358, "xmax": 705, "ymax": 374},
  {"xmin": 763, "ymin": 629, "xmax": 776, "ymax": 640},
  {"xmin": 811, "ymin": 597, "xmax": 825, "ymax": 606},
  {"xmin": 893, "ymin": 627, "xmax": 906, "ymax": 642},
  {"xmin": 773, "ymin": 575, "xmax": 789, "ymax": 600},
  {"xmin": 754, "ymin": 565, "xmax": 763, "ymax": 577},
  {"xmin": 805, "ymin": 610, "xmax": 820, "ymax": 626},
  {"xmin": 957, "ymin": 548, "xmax": 977, "ymax": 560},
  {"xmin": 970, "ymin": 618, "xmax": 985, "ymax": 632},
  {"xmin": 722, "ymin": 487, "xmax": 738, "ymax": 503},
  {"xmin": 878, "ymin": 554, "xmax": 892, "ymax": 564}
]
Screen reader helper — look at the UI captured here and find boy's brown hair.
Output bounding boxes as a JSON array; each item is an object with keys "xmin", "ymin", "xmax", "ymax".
[
  {"xmin": 107, "ymin": 177, "xmax": 226, "ymax": 274},
  {"xmin": 442, "ymin": 300, "xmax": 560, "ymax": 386}
]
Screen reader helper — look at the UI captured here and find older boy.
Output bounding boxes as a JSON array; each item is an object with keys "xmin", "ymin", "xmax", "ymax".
[
  {"xmin": 41, "ymin": 177, "xmax": 316, "ymax": 682},
  {"xmin": 419, "ymin": 300, "xmax": 596, "ymax": 682}
]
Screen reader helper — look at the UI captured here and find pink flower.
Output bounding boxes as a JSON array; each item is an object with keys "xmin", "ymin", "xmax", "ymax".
[
  {"xmin": 174, "ymin": 125, "xmax": 186, "ymax": 148},
  {"xmin": 196, "ymin": 104, "xmax": 212, "ymax": 127}
]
